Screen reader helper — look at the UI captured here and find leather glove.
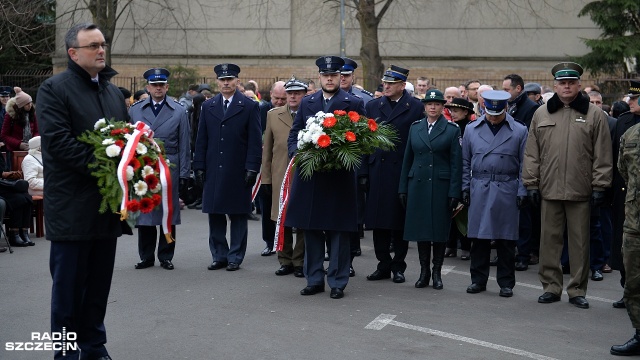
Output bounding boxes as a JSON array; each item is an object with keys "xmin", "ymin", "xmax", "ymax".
[
  {"xmin": 462, "ymin": 190, "xmax": 470, "ymax": 207},
  {"xmin": 179, "ymin": 178, "xmax": 188, "ymax": 197},
  {"xmin": 262, "ymin": 183, "xmax": 272, "ymax": 197},
  {"xmin": 399, "ymin": 193, "xmax": 407, "ymax": 209},
  {"xmin": 527, "ymin": 189, "xmax": 541, "ymax": 207},
  {"xmin": 245, "ymin": 170, "xmax": 258, "ymax": 188},
  {"xmin": 590, "ymin": 190, "xmax": 605, "ymax": 207},
  {"xmin": 449, "ymin": 197, "xmax": 459, "ymax": 212},
  {"xmin": 358, "ymin": 176, "xmax": 369, "ymax": 192},
  {"xmin": 516, "ymin": 196, "xmax": 528, "ymax": 210},
  {"xmin": 195, "ymin": 170, "xmax": 205, "ymax": 189}
]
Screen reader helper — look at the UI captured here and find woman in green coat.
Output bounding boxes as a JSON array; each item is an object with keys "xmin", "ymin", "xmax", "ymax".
[{"xmin": 398, "ymin": 89, "xmax": 462, "ymax": 289}]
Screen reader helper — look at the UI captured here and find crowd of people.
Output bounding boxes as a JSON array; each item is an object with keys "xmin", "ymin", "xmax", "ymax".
[{"xmin": 0, "ymin": 21, "xmax": 636, "ymax": 359}]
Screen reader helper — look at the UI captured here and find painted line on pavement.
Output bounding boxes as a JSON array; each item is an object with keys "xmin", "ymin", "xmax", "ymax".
[{"xmin": 365, "ymin": 314, "xmax": 560, "ymax": 360}]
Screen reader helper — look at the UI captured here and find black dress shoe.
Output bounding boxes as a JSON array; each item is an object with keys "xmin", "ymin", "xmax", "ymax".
[
  {"xmin": 261, "ymin": 246, "xmax": 274, "ymax": 256},
  {"xmin": 611, "ymin": 334, "xmax": 640, "ymax": 356},
  {"xmin": 529, "ymin": 254, "xmax": 539, "ymax": 265},
  {"xmin": 466, "ymin": 283, "xmax": 486, "ymax": 294},
  {"xmin": 293, "ymin": 266, "xmax": 304, "ymax": 277},
  {"xmin": 349, "ymin": 265, "xmax": 355, "ymax": 277},
  {"xmin": 562, "ymin": 265, "xmax": 571, "ymax": 274},
  {"xmin": 248, "ymin": 213, "xmax": 260, "ymax": 221},
  {"xmin": 300, "ymin": 285, "xmax": 325, "ymax": 295},
  {"xmin": 207, "ymin": 261, "xmax": 227, "ymax": 270},
  {"xmin": 489, "ymin": 256, "xmax": 498, "ymax": 266},
  {"xmin": 275, "ymin": 265, "xmax": 294, "ymax": 276},
  {"xmin": 9, "ymin": 234, "xmax": 28, "ymax": 247},
  {"xmin": 226, "ymin": 262, "xmax": 240, "ymax": 271},
  {"xmin": 135, "ymin": 260, "xmax": 154, "ymax": 269},
  {"xmin": 538, "ymin": 292, "xmax": 561, "ymax": 303},
  {"xmin": 392, "ymin": 271, "xmax": 405, "ymax": 283},
  {"xmin": 186, "ymin": 198, "xmax": 201, "ymax": 209},
  {"xmin": 515, "ymin": 261, "xmax": 528, "ymax": 271},
  {"xmin": 569, "ymin": 296, "xmax": 589, "ymax": 309},
  {"xmin": 444, "ymin": 248, "xmax": 457, "ymax": 257},
  {"xmin": 160, "ymin": 260, "xmax": 174, "ymax": 270},
  {"xmin": 330, "ymin": 288, "xmax": 344, "ymax": 299},
  {"xmin": 19, "ymin": 231, "xmax": 35, "ymax": 246},
  {"xmin": 499, "ymin": 287, "xmax": 513, "ymax": 297},
  {"xmin": 591, "ymin": 269, "xmax": 603, "ymax": 281},
  {"xmin": 366, "ymin": 270, "xmax": 391, "ymax": 281},
  {"xmin": 613, "ymin": 298, "xmax": 626, "ymax": 309}
]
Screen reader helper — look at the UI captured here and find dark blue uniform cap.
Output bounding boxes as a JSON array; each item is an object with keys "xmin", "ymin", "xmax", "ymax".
[
  {"xmin": 214, "ymin": 63, "xmax": 241, "ymax": 79},
  {"xmin": 143, "ymin": 68, "xmax": 170, "ymax": 83},
  {"xmin": 340, "ymin": 57, "xmax": 358, "ymax": 74},
  {"xmin": 316, "ymin": 56, "xmax": 345, "ymax": 74},
  {"xmin": 0, "ymin": 86, "xmax": 12, "ymax": 96},
  {"xmin": 382, "ymin": 65, "xmax": 409, "ymax": 83},
  {"xmin": 626, "ymin": 80, "xmax": 640, "ymax": 97},
  {"xmin": 482, "ymin": 90, "xmax": 511, "ymax": 116}
]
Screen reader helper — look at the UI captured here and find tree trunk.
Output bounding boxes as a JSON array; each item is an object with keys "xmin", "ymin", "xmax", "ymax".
[
  {"xmin": 356, "ymin": 0, "xmax": 385, "ymax": 92},
  {"xmin": 89, "ymin": 0, "xmax": 118, "ymax": 65}
]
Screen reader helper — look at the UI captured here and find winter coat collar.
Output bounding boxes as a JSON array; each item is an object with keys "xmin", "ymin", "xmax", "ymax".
[
  {"xmin": 67, "ymin": 59, "xmax": 119, "ymax": 85},
  {"xmin": 546, "ymin": 92, "xmax": 590, "ymax": 115}
]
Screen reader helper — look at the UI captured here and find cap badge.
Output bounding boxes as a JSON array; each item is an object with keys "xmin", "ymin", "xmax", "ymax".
[
  {"xmin": 325, "ymin": 57, "xmax": 332, "ymax": 64},
  {"xmin": 429, "ymin": 92, "xmax": 436, "ymax": 98},
  {"xmin": 221, "ymin": 64, "xmax": 228, "ymax": 71}
]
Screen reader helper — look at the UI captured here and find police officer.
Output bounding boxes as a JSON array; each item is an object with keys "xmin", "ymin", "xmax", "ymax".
[
  {"xmin": 0, "ymin": 86, "xmax": 11, "ymax": 124},
  {"xmin": 611, "ymin": 107, "xmax": 640, "ymax": 355},
  {"xmin": 340, "ymin": 57, "xmax": 374, "ymax": 103},
  {"xmin": 462, "ymin": 90, "xmax": 529, "ymax": 297},
  {"xmin": 286, "ymin": 56, "xmax": 365, "ymax": 299},
  {"xmin": 129, "ymin": 68, "xmax": 191, "ymax": 270},
  {"xmin": 362, "ymin": 65, "xmax": 424, "ymax": 284}
]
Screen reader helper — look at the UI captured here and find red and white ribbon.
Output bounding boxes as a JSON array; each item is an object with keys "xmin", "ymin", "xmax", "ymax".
[
  {"xmin": 273, "ymin": 157, "xmax": 295, "ymax": 251},
  {"xmin": 116, "ymin": 121, "xmax": 174, "ymax": 243}
]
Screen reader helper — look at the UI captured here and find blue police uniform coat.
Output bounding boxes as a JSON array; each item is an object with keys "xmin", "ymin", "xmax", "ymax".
[
  {"xmin": 193, "ymin": 90, "xmax": 262, "ymax": 214},
  {"xmin": 285, "ymin": 88, "xmax": 365, "ymax": 231},
  {"xmin": 346, "ymin": 86, "xmax": 373, "ymax": 104},
  {"xmin": 129, "ymin": 96, "xmax": 191, "ymax": 225},
  {"xmin": 362, "ymin": 90, "xmax": 424, "ymax": 230},
  {"xmin": 399, "ymin": 115, "xmax": 462, "ymax": 242},
  {"xmin": 462, "ymin": 114, "xmax": 528, "ymax": 240}
]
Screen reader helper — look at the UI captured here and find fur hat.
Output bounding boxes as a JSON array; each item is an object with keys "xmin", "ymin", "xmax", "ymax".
[{"xmin": 13, "ymin": 87, "xmax": 32, "ymax": 108}]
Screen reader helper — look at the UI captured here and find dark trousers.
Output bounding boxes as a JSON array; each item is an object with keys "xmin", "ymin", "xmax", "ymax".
[
  {"xmin": 600, "ymin": 206, "xmax": 613, "ymax": 262},
  {"xmin": 208, "ymin": 214, "xmax": 248, "ymax": 264},
  {"xmin": 305, "ymin": 230, "xmax": 350, "ymax": 290},
  {"xmin": 50, "ymin": 238, "xmax": 117, "ymax": 360},
  {"xmin": 470, "ymin": 238, "xmax": 515, "ymax": 288},
  {"xmin": 137, "ymin": 225, "xmax": 175, "ymax": 262},
  {"xmin": 372, "ymin": 229, "xmax": 408, "ymax": 273},
  {"xmin": 259, "ymin": 186, "xmax": 275, "ymax": 249},
  {"xmin": 277, "ymin": 226, "xmax": 305, "ymax": 267},
  {"xmin": 447, "ymin": 222, "xmax": 470, "ymax": 251},
  {"xmin": 326, "ymin": 231, "xmax": 360, "ymax": 258},
  {"xmin": 516, "ymin": 207, "xmax": 532, "ymax": 263}
]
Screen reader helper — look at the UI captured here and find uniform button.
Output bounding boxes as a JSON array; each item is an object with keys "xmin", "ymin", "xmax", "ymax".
[
  {"xmin": 221, "ymin": 138, "xmax": 224, "ymax": 141},
  {"xmin": 382, "ymin": 159, "xmax": 385, "ymax": 162},
  {"xmin": 500, "ymin": 155, "xmax": 503, "ymax": 158},
  {"xmin": 419, "ymin": 165, "xmax": 422, "ymax": 168},
  {"xmin": 220, "ymin": 151, "xmax": 223, "ymax": 154},
  {"xmin": 428, "ymin": 178, "xmax": 431, "ymax": 181},
  {"xmin": 429, "ymin": 165, "xmax": 432, "ymax": 167},
  {"xmin": 419, "ymin": 152, "xmax": 422, "ymax": 155},
  {"xmin": 623, "ymin": 187, "xmax": 626, "ymax": 191}
]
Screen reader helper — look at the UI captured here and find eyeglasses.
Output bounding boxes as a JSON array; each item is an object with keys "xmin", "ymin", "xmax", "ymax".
[{"xmin": 74, "ymin": 42, "xmax": 109, "ymax": 51}]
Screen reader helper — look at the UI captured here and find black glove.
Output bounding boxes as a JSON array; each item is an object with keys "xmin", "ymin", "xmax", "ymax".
[
  {"xmin": 245, "ymin": 170, "xmax": 258, "ymax": 188},
  {"xmin": 399, "ymin": 193, "xmax": 407, "ymax": 209},
  {"xmin": 462, "ymin": 190, "xmax": 470, "ymax": 207},
  {"xmin": 179, "ymin": 178, "xmax": 188, "ymax": 197},
  {"xmin": 516, "ymin": 196, "xmax": 528, "ymax": 210},
  {"xmin": 195, "ymin": 170, "xmax": 205, "ymax": 189},
  {"xmin": 262, "ymin": 183, "xmax": 272, "ymax": 197},
  {"xmin": 591, "ymin": 190, "xmax": 605, "ymax": 207},
  {"xmin": 358, "ymin": 176, "xmax": 369, "ymax": 192},
  {"xmin": 449, "ymin": 198, "xmax": 459, "ymax": 212},
  {"xmin": 527, "ymin": 189, "xmax": 541, "ymax": 207}
]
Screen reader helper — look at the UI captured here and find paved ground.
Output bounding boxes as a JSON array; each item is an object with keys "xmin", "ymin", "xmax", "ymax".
[{"xmin": 0, "ymin": 208, "xmax": 633, "ymax": 359}]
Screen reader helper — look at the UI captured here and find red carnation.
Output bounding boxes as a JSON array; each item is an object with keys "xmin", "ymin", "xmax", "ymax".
[
  {"xmin": 348, "ymin": 111, "xmax": 360, "ymax": 122},
  {"xmin": 334, "ymin": 110, "xmax": 347, "ymax": 116},
  {"xmin": 323, "ymin": 117, "xmax": 337, "ymax": 128},
  {"xmin": 129, "ymin": 157, "xmax": 141, "ymax": 171},
  {"xmin": 145, "ymin": 174, "xmax": 159, "ymax": 189},
  {"xmin": 115, "ymin": 139, "xmax": 125, "ymax": 148},
  {"xmin": 142, "ymin": 156, "xmax": 154, "ymax": 166},
  {"xmin": 152, "ymin": 194, "xmax": 162, "ymax": 207},
  {"xmin": 368, "ymin": 119, "xmax": 378, "ymax": 132},
  {"xmin": 126, "ymin": 199, "xmax": 140, "ymax": 212},
  {"xmin": 123, "ymin": 127, "xmax": 130, "ymax": 134},
  {"xmin": 110, "ymin": 129, "xmax": 122, "ymax": 136},
  {"xmin": 139, "ymin": 197, "xmax": 155, "ymax": 213},
  {"xmin": 317, "ymin": 134, "xmax": 331, "ymax": 148},
  {"xmin": 345, "ymin": 131, "xmax": 356, "ymax": 142}
]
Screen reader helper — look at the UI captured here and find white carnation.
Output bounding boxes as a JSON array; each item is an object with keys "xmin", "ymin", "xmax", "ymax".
[
  {"xmin": 134, "ymin": 180, "xmax": 148, "ymax": 196},
  {"xmin": 124, "ymin": 134, "xmax": 132, "ymax": 140},
  {"xmin": 297, "ymin": 131, "xmax": 304, "ymax": 140},
  {"xmin": 150, "ymin": 183, "xmax": 162, "ymax": 193},
  {"xmin": 105, "ymin": 144, "xmax": 121, "ymax": 157},
  {"xmin": 297, "ymin": 140, "xmax": 304, "ymax": 149},
  {"xmin": 126, "ymin": 166, "xmax": 134, "ymax": 181},
  {"xmin": 136, "ymin": 143, "xmax": 148, "ymax": 155},
  {"xmin": 102, "ymin": 138, "xmax": 115, "ymax": 145},
  {"xmin": 311, "ymin": 132, "xmax": 322, "ymax": 143},
  {"xmin": 94, "ymin": 118, "xmax": 107, "ymax": 130},
  {"xmin": 142, "ymin": 165, "xmax": 154, "ymax": 177},
  {"xmin": 302, "ymin": 132, "xmax": 312, "ymax": 143}
]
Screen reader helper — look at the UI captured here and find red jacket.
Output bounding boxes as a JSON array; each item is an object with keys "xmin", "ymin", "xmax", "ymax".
[{"xmin": 1, "ymin": 97, "xmax": 39, "ymax": 151}]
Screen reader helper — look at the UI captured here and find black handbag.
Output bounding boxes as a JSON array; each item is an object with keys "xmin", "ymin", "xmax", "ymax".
[{"xmin": 0, "ymin": 178, "xmax": 29, "ymax": 193}]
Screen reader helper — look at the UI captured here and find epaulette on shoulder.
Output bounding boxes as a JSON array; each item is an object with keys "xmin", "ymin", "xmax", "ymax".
[
  {"xmin": 514, "ymin": 118, "xmax": 526, "ymax": 126},
  {"xmin": 447, "ymin": 121, "xmax": 459, "ymax": 127},
  {"xmin": 131, "ymin": 99, "xmax": 146, "ymax": 107},
  {"xmin": 267, "ymin": 107, "xmax": 278, "ymax": 112},
  {"xmin": 411, "ymin": 119, "xmax": 422, "ymax": 125},
  {"xmin": 361, "ymin": 89, "xmax": 373, "ymax": 97},
  {"xmin": 352, "ymin": 93, "xmax": 363, "ymax": 99}
]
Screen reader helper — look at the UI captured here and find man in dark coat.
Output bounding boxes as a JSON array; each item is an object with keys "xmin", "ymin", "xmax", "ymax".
[
  {"xmin": 193, "ymin": 63, "xmax": 262, "ymax": 272},
  {"xmin": 286, "ymin": 56, "xmax": 365, "ymax": 299},
  {"xmin": 129, "ymin": 68, "xmax": 191, "ymax": 271},
  {"xmin": 36, "ymin": 22, "xmax": 130, "ymax": 360},
  {"xmin": 361, "ymin": 65, "xmax": 423, "ymax": 284},
  {"xmin": 611, "ymin": 81, "xmax": 640, "ymax": 308}
]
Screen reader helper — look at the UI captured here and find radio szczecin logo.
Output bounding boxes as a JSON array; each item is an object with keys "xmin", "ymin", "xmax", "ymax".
[{"xmin": 5, "ymin": 328, "xmax": 78, "ymax": 355}]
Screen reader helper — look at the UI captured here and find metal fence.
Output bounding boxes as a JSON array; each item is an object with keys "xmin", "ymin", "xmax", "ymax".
[{"xmin": 0, "ymin": 70, "xmax": 53, "ymax": 101}]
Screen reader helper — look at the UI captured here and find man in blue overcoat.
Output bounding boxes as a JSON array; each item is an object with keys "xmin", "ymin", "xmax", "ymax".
[
  {"xmin": 193, "ymin": 63, "xmax": 262, "ymax": 271},
  {"xmin": 286, "ymin": 56, "xmax": 365, "ymax": 299},
  {"xmin": 361, "ymin": 65, "xmax": 424, "ymax": 284},
  {"xmin": 129, "ymin": 68, "xmax": 191, "ymax": 270},
  {"xmin": 462, "ymin": 90, "xmax": 529, "ymax": 298}
]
